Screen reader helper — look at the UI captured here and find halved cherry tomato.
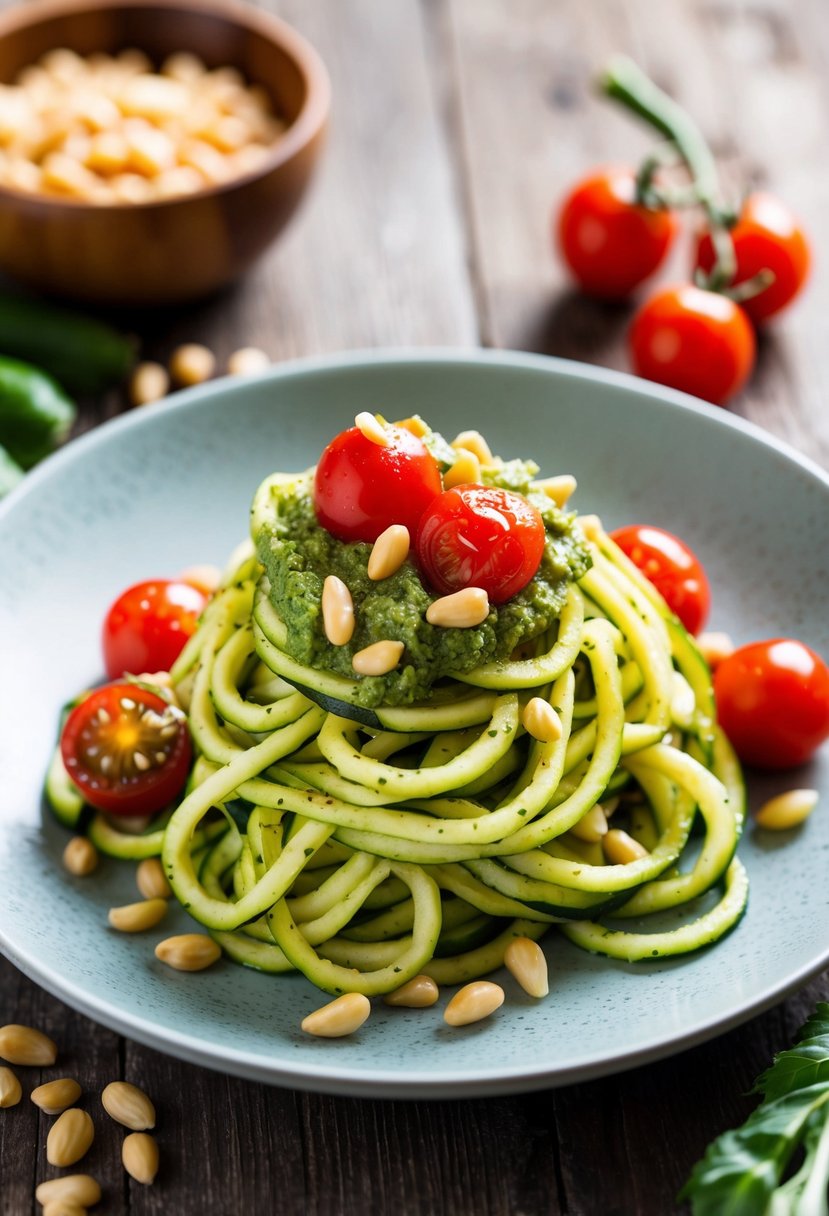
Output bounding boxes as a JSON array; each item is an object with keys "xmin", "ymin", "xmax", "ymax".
[
  {"xmin": 610, "ymin": 525, "xmax": 710, "ymax": 635},
  {"xmin": 415, "ymin": 485, "xmax": 545, "ymax": 604},
  {"xmin": 557, "ymin": 167, "xmax": 678, "ymax": 300},
  {"xmin": 314, "ymin": 423, "xmax": 442, "ymax": 544},
  {"xmin": 629, "ymin": 283, "xmax": 756, "ymax": 405},
  {"xmin": 695, "ymin": 193, "xmax": 811, "ymax": 324},
  {"xmin": 102, "ymin": 579, "xmax": 207, "ymax": 680},
  {"xmin": 60, "ymin": 682, "xmax": 192, "ymax": 816},
  {"xmin": 713, "ymin": 640, "xmax": 829, "ymax": 770}
]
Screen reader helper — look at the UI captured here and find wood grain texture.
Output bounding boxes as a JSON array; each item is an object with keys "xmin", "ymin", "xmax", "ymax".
[{"xmin": 2, "ymin": 0, "xmax": 829, "ymax": 1213}]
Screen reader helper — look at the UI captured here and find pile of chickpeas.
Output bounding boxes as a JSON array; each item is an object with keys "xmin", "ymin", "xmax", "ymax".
[{"xmin": 0, "ymin": 47, "xmax": 286, "ymax": 203}]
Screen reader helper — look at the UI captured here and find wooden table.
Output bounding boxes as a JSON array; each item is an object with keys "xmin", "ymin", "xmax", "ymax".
[{"xmin": 3, "ymin": 1, "xmax": 829, "ymax": 1212}]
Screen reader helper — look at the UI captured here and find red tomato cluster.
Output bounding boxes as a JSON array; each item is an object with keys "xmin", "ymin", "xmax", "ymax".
[{"xmin": 557, "ymin": 171, "xmax": 810, "ymax": 406}]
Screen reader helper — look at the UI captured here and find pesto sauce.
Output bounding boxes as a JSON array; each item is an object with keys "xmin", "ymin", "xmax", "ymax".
[{"xmin": 254, "ymin": 458, "xmax": 591, "ymax": 708}]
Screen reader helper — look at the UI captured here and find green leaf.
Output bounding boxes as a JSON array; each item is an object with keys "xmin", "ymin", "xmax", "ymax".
[{"xmin": 682, "ymin": 1004, "xmax": 829, "ymax": 1215}]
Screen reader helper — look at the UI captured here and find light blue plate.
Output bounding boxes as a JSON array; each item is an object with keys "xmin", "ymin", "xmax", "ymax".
[{"xmin": 2, "ymin": 349, "xmax": 828, "ymax": 1098}]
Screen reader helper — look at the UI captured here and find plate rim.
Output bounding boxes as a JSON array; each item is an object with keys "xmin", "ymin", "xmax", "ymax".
[{"xmin": 2, "ymin": 345, "xmax": 828, "ymax": 1098}]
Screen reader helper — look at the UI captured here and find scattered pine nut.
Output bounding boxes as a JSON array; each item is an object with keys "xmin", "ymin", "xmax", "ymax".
[
  {"xmin": 322, "ymin": 575, "xmax": 355, "ymax": 646},
  {"xmin": 227, "ymin": 346, "xmax": 270, "ymax": 376},
  {"xmin": 443, "ymin": 448, "xmax": 481, "ymax": 489},
  {"xmin": 35, "ymin": 1175, "xmax": 101, "ymax": 1208},
  {"xmin": 122, "ymin": 1131, "xmax": 160, "ymax": 1184},
  {"xmin": 101, "ymin": 1080, "xmax": 156, "ymax": 1130},
  {"xmin": 354, "ymin": 411, "xmax": 389, "ymax": 447},
  {"xmin": 570, "ymin": 804, "xmax": 608, "ymax": 844},
  {"xmin": 451, "ymin": 430, "xmax": 493, "ymax": 465},
  {"xmin": 129, "ymin": 361, "xmax": 169, "ymax": 407},
  {"xmin": 31, "ymin": 1077, "xmax": 82, "ymax": 1114},
  {"xmin": 42, "ymin": 1201, "xmax": 88, "ymax": 1216},
  {"xmin": 504, "ymin": 937, "xmax": 549, "ymax": 999},
  {"xmin": 383, "ymin": 975, "xmax": 439, "ymax": 1008},
  {"xmin": 301, "ymin": 993, "xmax": 371, "ymax": 1037},
  {"xmin": 154, "ymin": 933, "xmax": 222, "ymax": 972},
  {"xmin": 444, "ymin": 981, "xmax": 504, "ymax": 1027},
  {"xmin": 755, "ymin": 789, "xmax": 818, "ymax": 831},
  {"xmin": 62, "ymin": 836, "xmax": 98, "ymax": 877},
  {"xmin": 697, "ymin": 630, "xmax": 735, "ymax": 669},
  {"xmin": 169, "ymin": 343, "xmax": 215, "ymax": 387},
  {"xmin": 367, "ymin": 525, "xmax": 410, "ymax": 581},
  {"xmin": 136, "ymin": 858, "xmax": 172, "ymax": 900},
  {"xmin": 352, "ymin": 640, "xmax": 404, "ymax": 676},
  {"xmin": 46, "ymin": 1108, "xmax": 94, "ymax": 1167},
  {"xmin": 534, "ymin": 474, "xmax": 577, "ymax": 508},
  {"xmin": 394, "ymin": 415, "xmax": 428, "ymax": 438},
  {"xmin": 0, "ymin": 1066, "xmax": 21, "ymax": 1107},
  {"xmin": 426, "ymin": 587, "xmax": 489, "ymax": 629},
  {"xmin": 603, "ymin": 828, "xmax": 649, "ymax": 865},
  {"xmin": 0, "ymin": 1023, "xmax": 57, "ymax": 1066},
  {"xmin": 108, "ymin": 897, "xmax": 167, "ymax": 933},
  {"xmin": 522, "ymin": 697, "xmax": 563, "ymax": 744}
]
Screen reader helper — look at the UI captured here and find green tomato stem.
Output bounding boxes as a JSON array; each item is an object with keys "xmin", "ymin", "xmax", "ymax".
[{"xmin": 600, "ymin": 55, "xmax": 736, "ymax": 287}]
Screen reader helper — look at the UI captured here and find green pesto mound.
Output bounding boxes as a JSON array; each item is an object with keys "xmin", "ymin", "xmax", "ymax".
[{"xmin": 253, "ymin": 458, "xmax": 591, "ymax": 709}]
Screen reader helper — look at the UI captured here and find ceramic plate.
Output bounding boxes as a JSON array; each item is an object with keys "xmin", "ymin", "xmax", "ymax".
[{"xmin": 2, "ymin": 350, "xmax": 828, "ymax": 1098}]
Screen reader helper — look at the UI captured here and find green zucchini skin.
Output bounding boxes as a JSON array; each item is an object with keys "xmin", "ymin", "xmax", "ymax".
[
  {"xmin": 0, "ymin": 295, "xmax": 135, "ymax": 394},
  {"xmin": 0, "ymin": 356, "xmax": 76, "ymax": 470}
]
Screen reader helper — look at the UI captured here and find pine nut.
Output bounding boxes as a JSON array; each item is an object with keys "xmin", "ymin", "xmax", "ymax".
[
  {"xmin": 62, "ymin": 836, "xmax": 99, "ymax": 877},
  {"xmin": 383, "ymin": 975, "xmax": 439, "ymax": 1008},
  {"xmin": 697, "ymin": 630, "xmax": 735, "ymax": 669},
  {"xmin": 322, "ymin": 575, "xmax": 355, "ymax": 646},
  {"xmin": 443, "ymin": 448, "xmax": 482, "ymax": 490},
  {"xmin": 122, "ymin": 1131, "xmax": 159, "ymax": 1184},
  {"xmin": 108, "ymin": 898, "xmax": 167, "ymax": 933},
  {"xmin": 426, "ymin": 587, "xmax": 489, "ymax": 629},
  {"xmin": 570, "ymin": 804, "xmax": 608, "ymax": 843},
  {"xmin": 101, "ymin": 1080, "xmax": 156, "ymax": 1130},
  {"xmin": 154, "ymin": 933, "xmax": 222, "ymax": 971},
  {"xmin": 504, "ymin": 937, "xmax": 549, "ymax": 999},
  {"xmin": 42, "ymin": 1201, "xmax": 88, "ymax": 1216},
  {"xmin": 227, "ymin": 346, "xmax": 270, "ymax": 376},
  {"xmin": 533, "ymin": 474, "xmax": 577, "ymax": 508},
  {"xmin": 394, "ymin": 415, "xmax": 428, "ymax": 438},
  {"xmin": 368, "ymin": 525, "xmax": 410, "ymax": 581},
  {"xmin": 603, "ymin": 828, "xmax": 649, "ymax": 864},
  {"xmin": 169, "ymin": 343, "xmax": 215, "ymax": 387},
  {"xmin": 0, "ymin": 1023, "xmax": 57, "ymax": 1066},
  {"xmin": 0, "ymin": 1066, "xmax": 21, "ymax": 1107},
  {"xmin": 125, "ymin": 125, "xmax": 176, "ymax": 175},
  {"xmin": 47, "ymin": 1108, "xmax": 94, "ymax": 1167},
  {"xmin": 136, "ymin": 858, "xmax": 171, "ymax": 900},
  {"xmin": 31, "ymin": 1077, "xmax": 82, "ymax": 1114},
  {"xmin": 522, "ymin": 697, "xmax": 562, "ymax": 744},
  {"xmin": 444, "ymin": 981, "xmax": 504, "ymax": 1026},
  {"xmin": 354, "ymin": 411, "xmax": 389, "ymax": 447},
  {"xmin": 451, "ymin": 430, "xmax": 493, "ymax": 465},
  {"xmin": 352, "ymin": 640, "xmax": 404, "ymax": 676},
  {"xmin": 35, "ymin": 1176, "xmax": 101, "ymax": 1208},
  {"xmin": 129, "ymin": 362, "xmax": 169, "ymax": 407},
  {"xmin": 755, "ymin": 788, "xmax": 818, "ymax": 831},
  {"xmin": 301, "ymin": 993, "xmax": 371, "ymax": 1037}
]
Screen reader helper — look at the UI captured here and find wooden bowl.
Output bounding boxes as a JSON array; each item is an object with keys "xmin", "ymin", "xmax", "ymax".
[{"xmin": 0, "ymin": 0, "xmax": 330, "ymax": 305}]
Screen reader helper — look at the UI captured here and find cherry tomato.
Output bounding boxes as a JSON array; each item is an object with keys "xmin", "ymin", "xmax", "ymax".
[
  {"xmin": 102, "ymin": 579, "xmax": 207, "ymax": 680},
  {"xmin": 60, "ymin": 682, "xmax": 192, "ymax": 816},
  {"xmin": 610, "ymin": 525, "xmax": 710, "ymax": 635},
  {"xmin": 557, "ymin": 167, "xmax": 678, "ymax": 300},
  {"xmin": 415, "ymin": 485, "xmax": 546, "ymax": 604},
  {"xmin": 629, "ymin": 284, "xmax": 756, "ymax": 405},
  {"xmin": 314, "ymin": 423, "xmax": 442, "ymax": 544},
  {"xmin": 713, "ymin": 640, "xmax": 829, "ymax": 770},
  {"xmin": 695, "ymin": 193, "xmax": 811, "ymax": 324}
]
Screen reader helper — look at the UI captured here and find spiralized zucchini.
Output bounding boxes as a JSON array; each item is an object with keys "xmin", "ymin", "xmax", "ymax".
[{"xmin": 150, "ymin": 509, "xmax": 747, "ymax": 994}]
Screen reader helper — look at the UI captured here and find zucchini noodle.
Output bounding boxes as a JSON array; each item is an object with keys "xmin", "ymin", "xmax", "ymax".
[
  {"xmin": 152, "ymin": 510, "xmax": 746, "ymax": 993},
  {"xmin": 47, "ymin": 432, "xmax": 748, "ymax": 995}
]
